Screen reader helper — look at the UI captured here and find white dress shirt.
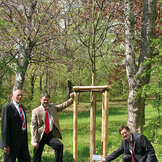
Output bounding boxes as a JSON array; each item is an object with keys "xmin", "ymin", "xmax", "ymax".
[{"xmin": 13, "ymin": 100, "xmax": 26, "ymax": 130}]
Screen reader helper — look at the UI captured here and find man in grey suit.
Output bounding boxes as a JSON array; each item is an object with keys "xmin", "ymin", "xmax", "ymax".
[
  {"xmin": 30, "ymin": 92, "xmax": 74, "ymax": 162},
  {"xmin": 101, "ymin": 125, "xmax": 158, "ymax": 162},
  {"xmin": 0, "ymin": 89, "xmax": 31, "ymax": 162}
]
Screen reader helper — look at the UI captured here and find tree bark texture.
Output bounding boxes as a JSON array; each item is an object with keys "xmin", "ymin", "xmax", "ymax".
[
  {"xmin": 13, "ymin": 49, "xmax": 30, "ymax": 90},
  {"xmin": 30, "ymin": 69, "xmax": 37, "ymax": 101},
  {"xmin": 125, "ymin": 0, "xmax": 157, "ymax": 133}
]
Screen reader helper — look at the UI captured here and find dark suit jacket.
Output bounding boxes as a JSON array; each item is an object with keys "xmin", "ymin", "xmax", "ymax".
[
  {"xmin": 105, "ymin": 133, "xmax": 158, "ymax": 162},
  {"xmin": 0, "ymin": 102, "xmax": 28, "ymax": 155}
]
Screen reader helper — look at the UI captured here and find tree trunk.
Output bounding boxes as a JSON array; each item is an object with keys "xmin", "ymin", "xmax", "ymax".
[
  {"xmin": 125, "ymin": 0, "xmax": 157, "ymax": 133},
  {"xmin": 40, "ymin": 71, "xmax": 44, "ymax": 92},
  {"xmin": 124, "ymin": 0, "xmax": 137, "ymax": 132},
  {"xmin": 67, "ymin": 80, "xmax": 72, "ymax": 99},
  {"xmin": 44, "ymin": 63, "xmax": 49, "ymax": 93},
  {"xmin": 30, "ymin": 73, "xmax": 36, "ymax": 101},
  {"xmin": 137, "ymin": 0, "xmax": 157, "ymax": 132},
  {"xmin": 13, "ymin": 49, "xmax": 29, "ymax": 90}
]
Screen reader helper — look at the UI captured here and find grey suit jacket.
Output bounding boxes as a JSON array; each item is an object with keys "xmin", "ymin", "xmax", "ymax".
[
  {"xmin": 105, "ymin": 133, "xmax": 158, "ymax": 162},
  {"xmin": 31, "ymin": 98, "xmax": 73, "ymax": 145}
]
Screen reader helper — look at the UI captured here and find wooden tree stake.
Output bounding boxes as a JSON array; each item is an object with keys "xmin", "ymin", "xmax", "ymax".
[
  {"xmin": 73, "ymin": 92, "xmax": 79, "ymax": 162},
  {"xmin": 73, "ymin": 85, "xmax": 110, "ymax": 162}
]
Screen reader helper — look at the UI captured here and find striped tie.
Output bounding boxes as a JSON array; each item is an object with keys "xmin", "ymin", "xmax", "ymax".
[{"xmin": 19, "ymin": 104, "xmax": 26, "ymax": 129}]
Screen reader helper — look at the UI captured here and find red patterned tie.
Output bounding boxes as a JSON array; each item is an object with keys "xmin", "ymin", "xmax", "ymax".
[
  {"xmin": 130, "ymin": 141, "xmax": 135, "ymax": 162},
  {"xmin": 19, "ymin": 104, "xmax": 26, "ymax": 129},
  {"xmin": 45, "ymin": 108, "xmax": 50, "ymax": 134}
]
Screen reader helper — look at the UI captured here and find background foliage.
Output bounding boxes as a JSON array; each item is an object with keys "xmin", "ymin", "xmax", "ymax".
[{"xmin": 0, "ymin": 0, "xmax": 161, "ymax": 161}]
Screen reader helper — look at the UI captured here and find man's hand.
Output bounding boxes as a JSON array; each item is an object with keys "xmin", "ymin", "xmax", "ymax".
[
  {"xmin": 33, "ymin": 142, "xmax": 39, "ymax": 149},
  {"xmin": 4, "ymin": 146, "xmax": 10, "ymax": 154},
  {"xmin": 70, "ymin": 92, "xmax": 74, "ymax": 99}
]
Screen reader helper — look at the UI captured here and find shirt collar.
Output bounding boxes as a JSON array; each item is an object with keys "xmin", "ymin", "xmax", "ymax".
[
  {"xmin": 130, "ymin": 134, "xmax": 133, "ymax": 142},
  {"xmin": 41, "ymin": 104, "xmax": 49, "ymax": 110},
  {"xmin": 13, "ymin": 100, "xmax": 20, "ymax": 107},
  {"xmin": 125, "ymin": 134, "xmax": 133, "ymax": 143}
]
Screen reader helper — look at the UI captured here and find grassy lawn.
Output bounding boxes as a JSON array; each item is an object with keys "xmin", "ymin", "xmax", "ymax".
[{"xmin": 0, "ymin": 101, "xmax": 161, "ymax": 162}]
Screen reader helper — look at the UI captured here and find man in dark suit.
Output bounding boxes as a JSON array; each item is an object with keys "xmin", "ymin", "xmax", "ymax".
[
  {"xmin": 0, "ymin": 89, "xmax": 31, "ymax": 162},
  {"xmin": 102, "ymin": 125, "xmax": 158, "ymax": 162},
  {"xmin": 30, "ymin": 92, "xmax": 74, "ymax": 162}
]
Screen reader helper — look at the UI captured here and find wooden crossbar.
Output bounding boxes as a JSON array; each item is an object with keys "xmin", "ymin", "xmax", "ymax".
[{"xmin": 73, "ymin": 85, "xmax": 110, "ymax": 91}]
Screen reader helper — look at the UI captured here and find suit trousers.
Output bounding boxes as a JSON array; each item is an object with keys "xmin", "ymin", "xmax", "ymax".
[
  {"xmin": 3, "ymin": 133, "xmax": 31, "ymax": 162},
  {"xmin": 33, "ymin": 132, "xmax": 63, "ymax": 162}
]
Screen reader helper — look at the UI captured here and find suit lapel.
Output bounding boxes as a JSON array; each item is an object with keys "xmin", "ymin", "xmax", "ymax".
[
  {"xmin": 125, "ymin": 140, "xmax": 130, "ymax": 152},
  {"xmin": 11, "ymin": 102, "xmax": 22, "ymax": 121},
  {"xmin": 21, "ymin": 104, "xmax": 27, "ymax": 124},
  {"xmin": 132, "ymin": 134, "xmax": 136, "ymax": 151},
  {"xmin": 48, "ymin": 105, "xmax": 54, "ymax": 123},
  {"xmin": 38, "ymin": 106, "xmax": 45, "ymax": 122}
]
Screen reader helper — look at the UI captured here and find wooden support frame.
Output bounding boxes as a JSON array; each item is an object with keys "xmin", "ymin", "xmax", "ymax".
[
  {"xmin": 73, "ymin": 92, "xmax": 79, "ymax": 161},
  {"xmin": 73, "ymin": 85, "xmax": 110, "ymax": 162}
]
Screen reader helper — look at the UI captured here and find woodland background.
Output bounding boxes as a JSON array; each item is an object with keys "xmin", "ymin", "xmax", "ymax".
[
  {"xmin": 0, "ymin": 0, "xmax": 161, "ymax": 161},
  {"xmin": 0, "ymin": 0, "xmax": 161, "ymax": 141}
]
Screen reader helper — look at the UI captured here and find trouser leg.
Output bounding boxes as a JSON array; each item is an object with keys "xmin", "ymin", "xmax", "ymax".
[
  {"xmin": 18, "ymin": 134, "xmax": 31, "ymax": 162},
  {"xmin": 18, "ymin": 147, "xmax": 31, "ymax": 162},
  {"xmin": 4, "ymin": 134, "xmax": 30, "ymax": 162},
  {"xmin": 3, "ymin": 153, "xmax": 16, "ymax": 162},
  {"xmin": 47, "ymin": 137, "xmax": 63, "ymax": 162},
  {"xmin": 33, "ymin": 135, "xmax": 46, "ymax": 162}
]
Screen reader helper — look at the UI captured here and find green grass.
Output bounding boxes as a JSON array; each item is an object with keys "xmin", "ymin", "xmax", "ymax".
[{"xmin": 0, "ymin": 102, "xmax": 161, "ymax": 162}]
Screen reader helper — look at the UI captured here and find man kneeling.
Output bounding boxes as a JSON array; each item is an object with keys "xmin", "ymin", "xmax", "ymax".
[{"xmin": 101, "ymin": 125, "xmax": 158, "ymax": 162}]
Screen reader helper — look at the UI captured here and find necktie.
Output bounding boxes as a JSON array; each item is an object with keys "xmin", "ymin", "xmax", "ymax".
[
  {"xmin": 45, "ymin": 108, "xmax": 50, "ymax": 134},
  {"xmin": 19, "ymin": 104, "xmax": 26, "ymax": 129},
  {"xmin": 130, "ymin": 141, "xmax": 135, "ymax": 162}
]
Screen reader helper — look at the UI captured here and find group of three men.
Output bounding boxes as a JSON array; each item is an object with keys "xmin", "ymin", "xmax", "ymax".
[{"xmin": 0, "ymin": 89, "xmax": 158, "ymax": 162}]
